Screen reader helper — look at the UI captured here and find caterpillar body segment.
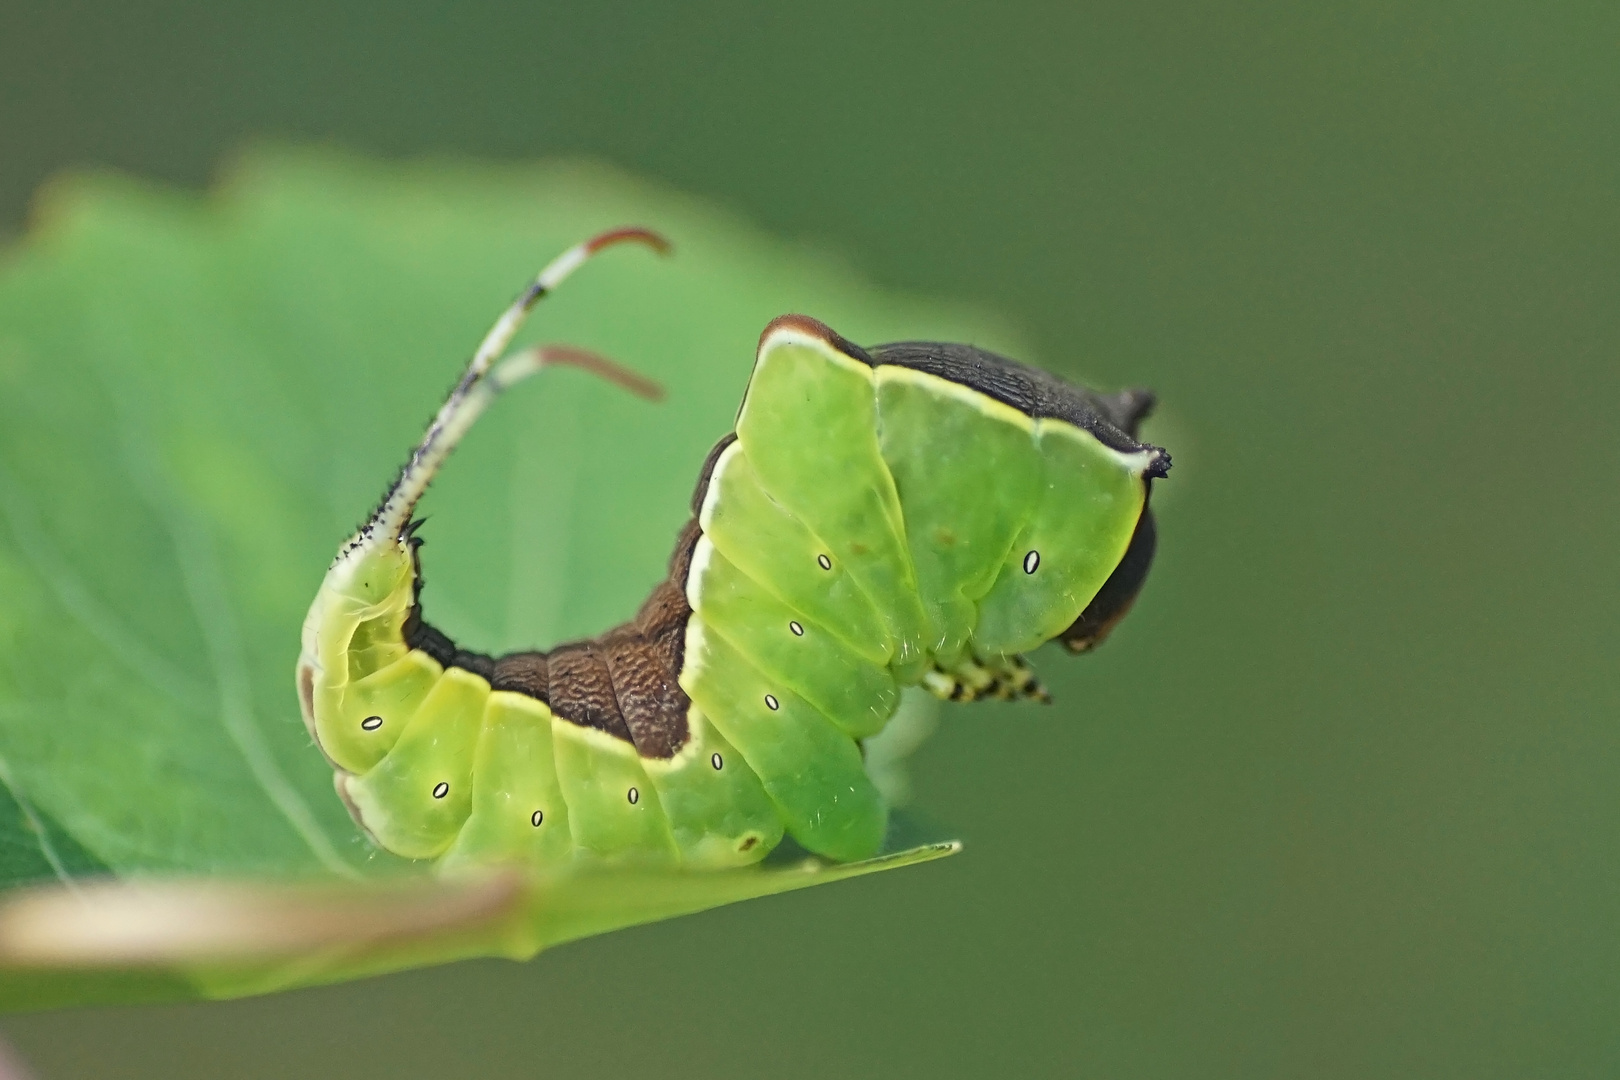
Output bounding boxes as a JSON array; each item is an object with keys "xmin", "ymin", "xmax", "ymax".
[
  {"xmin": 438, "ymin": 691, "xmax": 573, "ymax": 870},
  {"xmin": 696, "ymin": 439, "xmax": 895, "ymax": 668},
  {"xmin": 734, "ymin": 324, "xmax": 932, "ymax": 683},
  {"xmin": 873, "ymin": 363, "xmax": 1046, "ymax": 666},
  {"xmin": 297, "ymin": 233, "xmax": 1170, "ymax": 875},
  {"xmin": 636, "ymin": 709, "xmax": 784, "ymax": 868},
  {"xmin": 684, "ymin": 532, "xmax": 899, "ymax": 739},
  {"xmin": 680, "ymin": 613, "xmax": 888, "ymax": 862}
]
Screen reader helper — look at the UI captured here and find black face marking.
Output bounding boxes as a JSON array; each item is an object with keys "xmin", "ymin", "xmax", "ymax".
[
  {"xmin": 817, "ymin": 554, "xmax": 832, "ymax": 570},
  {"xmin": 361, "ymin": 715, "xmax": 383, "ymax": 731},
  {"xmin": 789, "ymin": 620, "xmax": 804, "ymax": 636},
  {"xmin": 764, "ymin": 694, "xmax": 780, "ymax": 711},
  {"xmin": 432, "ymin": 782, "xmax": 449, "ymax": 799},
  {"xmin": 1023, "ymin": 550, "xmax": 1040, "ymax": 574},
  {"xmin": 711, "ymin": 752, "xmax": 723, "ymax": 770},
  {"xmin": 531, "ymin": 809, "xmax": 544, "ymax": 827},
  {"xmin": 627, "ymin": 786, "xmax": 640, "ymax": 805}
]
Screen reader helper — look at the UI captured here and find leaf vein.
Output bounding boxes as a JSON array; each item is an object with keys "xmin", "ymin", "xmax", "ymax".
[
  {"xmin": 107, "ymin": 410, "xmax": 360, "ymax": 880},
  {"xmin": 0, "ymin": 466, "xmax": 213, "ymax": 715},
  {"xmin": 0, "ymin": 751, "xmax": 79, "ymax": 893}
]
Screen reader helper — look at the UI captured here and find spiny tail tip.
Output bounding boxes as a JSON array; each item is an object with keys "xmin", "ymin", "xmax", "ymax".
[{"xmin": 585, "ymin": 226, "xmax": 672, "ymax": 257}]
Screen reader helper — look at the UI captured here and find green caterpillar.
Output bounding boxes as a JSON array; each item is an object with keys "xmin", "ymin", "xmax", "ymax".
[{"xmin": 296, "ymin": 228, "xmax": 1169, "ymax": 874}]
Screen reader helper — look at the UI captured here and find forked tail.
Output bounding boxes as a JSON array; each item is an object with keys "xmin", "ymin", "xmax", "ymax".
[{"xmin": 353, "ymin": 227, "xmax": 669, "ymax": 552}]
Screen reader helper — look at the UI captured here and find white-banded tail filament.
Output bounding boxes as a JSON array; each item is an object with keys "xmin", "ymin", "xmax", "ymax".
[{"xmin": 361, "ymin": 228, "xmax": 669, "ymax": 546}]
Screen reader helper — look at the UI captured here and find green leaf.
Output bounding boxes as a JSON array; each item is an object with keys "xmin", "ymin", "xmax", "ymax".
[{"xmin": 0, "ymin": 148, "xmax": 1011, "ymax": 1007}]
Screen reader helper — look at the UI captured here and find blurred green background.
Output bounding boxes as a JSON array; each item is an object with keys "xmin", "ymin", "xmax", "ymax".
[{"xmin": 2, "ymin": 1, "xmax": 1616, "ymax": 1077}]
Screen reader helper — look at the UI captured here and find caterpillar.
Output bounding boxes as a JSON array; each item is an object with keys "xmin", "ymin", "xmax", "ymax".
[{"xmin": 296, "ymin": 228, "xmax": 1169, "ymax": 873}]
